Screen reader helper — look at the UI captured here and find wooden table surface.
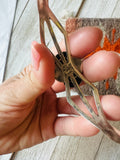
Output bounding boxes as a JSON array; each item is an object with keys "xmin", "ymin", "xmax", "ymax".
[{"xmin": 1, "ymin": 0, "xmax": 120, "ymax": 159}]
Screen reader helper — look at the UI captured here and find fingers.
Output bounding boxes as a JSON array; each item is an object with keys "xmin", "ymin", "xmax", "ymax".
[
  {"xmin": 101, "ymin": 95, "xmax": 120, "ymax": 121},
  {"xmin": 51, "ymin": 27, "xmax": 119, "ymax": 92},
  {"xmin": 54, "ymin": 116, "xmax": 99, "ymax": 137},
  {"xmin": 69, "ymin": 27, "xmax": 103, "ymax": 58},
  {"xmin": 22, "ymin": 42, "xmax": 55, "ymax": 103},
  {"xmin": 52, "ymin": 27, "xmax": 103, "ymax": 92},
  {"xmin": 82, "ymin": 51, "xmax": 120, "ymax": 82},
  {"xmin": 0, "ymin": 42, "xmax": 55, "ymax": 105},
  {"xmin": 53, "ymin": 50, "xmax": 120, "ymax": 93},
  {"xmin": 54, "ymin": 95, "xmax": 120, "ymax": 136},
  {"xmin": 51, "ymin": 27, "xmax": 103, "ymax": 58},
  {"xmin": 56, "ymin": 96, "xmax": 95, "ymax": 117},
  {"xmin": 30, "ymin": 42, "xmax": 55, "ymax": 91},
  {"xmin": 57, "ymin": 95, "xmax": 120, "ymax": 121}
]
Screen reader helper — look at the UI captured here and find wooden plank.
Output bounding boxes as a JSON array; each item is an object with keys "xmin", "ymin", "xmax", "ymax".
[
  {"xmin": 11, "ymin": 138, "xmax": 59, "ymax": 160},
  {"xmin": 95, "ymin": 133, "xmax": 120, "ymax": 160},
  {"xmin": 50, "ymin": 133, "xmax": 103, "ymax": 160},
  {"xmin": 4, "ymin": 0, "xmax": 38, "ymax": 80},
  {"xmin": 0, "ymin": 0, "xmax": 17, "ymax": 83},
  {"xmin": 111, "ymin": 0, "xmax": 120, "ymax": 17},
  {"xmin": 77, "ymin": 0, "xmax": 119, "ymax": 18},
  {"xmin": 0, "ymin": 154, "xmax": 13, "ymax": 160},
  {"xmin": 3, "ymin": 0, "xmax": 120, "ymax": 160},
  {"xmin": 13, "ymin": 0, "xmax": 29, "ymax": 28}
]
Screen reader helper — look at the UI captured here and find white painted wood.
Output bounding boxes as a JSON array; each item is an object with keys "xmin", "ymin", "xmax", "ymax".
[
  {"xmin": 4, "ymin": 0, "xmax": 39, "ymax": 80},
  {"xmin": 0, "ymin": 0, "xmax": 17, "ymax": 83},
  {"xmin": 13, "ymin": 0, "xmax": 29, "ymax": 28},
  {"xmin": 79, "ymin": 0, "xmax": 119, "ymax": 18},
  {"xmin": 50, "ymin": 133, "xmax": 103, "ymax": 160},
  {"xmin": 1, "ymin": 0, "xmax": 120, "ymax": 160},
  {"xmin": 95, "ymin": 138, "xmax": 120, "ymax": 160},
  {"xmin": 11, "ymin": 137, "xmax": 59, "ymax": 160},
  {"xmin": 0, "ymin": 154, "xmax": 13, "ymax": 160},
  {"xmin": 95, "ymin": 122, "xmax": 120, "ymax": 160}
]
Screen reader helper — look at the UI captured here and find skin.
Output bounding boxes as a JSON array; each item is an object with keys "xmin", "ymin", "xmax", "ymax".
[{"xmin": 0, "ymin": 27, "xmax": 120, "ymax": 154}]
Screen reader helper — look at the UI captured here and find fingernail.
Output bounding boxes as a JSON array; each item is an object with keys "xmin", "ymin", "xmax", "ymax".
[{"xmin": 31, "ymin": 41, "xmax": 41, "ymax": 70}]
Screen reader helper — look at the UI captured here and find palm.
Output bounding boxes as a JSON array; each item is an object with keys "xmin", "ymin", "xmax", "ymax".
[{"xmin": 0, "ymin": 88, "xmax": 57, "ymax": 153}]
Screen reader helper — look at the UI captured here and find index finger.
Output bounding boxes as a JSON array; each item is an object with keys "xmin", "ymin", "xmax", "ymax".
[
  {"xmin": 51, "ymin": 26, "xmax": 103, "ymax": 58},
  {"xmin": 52, "ymin": 27, "xmax": 103, "ymax": 92}
]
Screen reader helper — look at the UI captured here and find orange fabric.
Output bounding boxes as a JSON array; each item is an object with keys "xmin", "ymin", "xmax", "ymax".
[
  {"xmin": 85, "ymin": 29, "xmax": 120, "ymax": 58},
  {"xmin": 84, "ymin": 29, "xmax": 120, "ymax": 89}
]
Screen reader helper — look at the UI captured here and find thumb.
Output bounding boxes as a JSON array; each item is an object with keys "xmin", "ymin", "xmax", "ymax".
[
  {"xmin": 0, "ymin": 42, "xmax": 55, "ymax": 104},
  {"xmin": 30, "ymin": 41, "xmax": 55, "ymax": 94}
]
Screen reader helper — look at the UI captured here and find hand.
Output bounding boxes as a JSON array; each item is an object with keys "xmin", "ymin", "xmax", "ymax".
[{"xmin": 0, "ymin": 27, "xmax": 120, "ymax": 154}]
